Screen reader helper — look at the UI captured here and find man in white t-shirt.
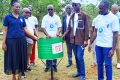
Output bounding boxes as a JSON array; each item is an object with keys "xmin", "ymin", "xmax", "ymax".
[
  {"xmin": 88, "ymin": 1, "xmax": 119, "ymax": 80},
  {"xmin": 41, "ymin": 5, "xmax": 62, "ymax": 72},
  {"xmin": 27, "ymin": 5, "xmax": 39, "ymax": 66}
]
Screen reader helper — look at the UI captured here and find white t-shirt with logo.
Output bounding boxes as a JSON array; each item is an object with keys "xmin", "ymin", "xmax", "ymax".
[
  {"xmin": 41, "ymin": 14, "xmax": 62, "ymax": 37},
  {"xmin": 95, "ymin": 12, "xmax": 119, "ymax": 47}
]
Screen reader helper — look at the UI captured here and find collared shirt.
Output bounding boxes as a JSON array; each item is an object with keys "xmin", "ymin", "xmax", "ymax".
[
  {"xmin": 95, "ymin": 12, "xmax": 119, "ymax": 47},
  {"xmin": 29, "ymin": 16, "xmax": 38, "ymax": 26},
  {"xmin": 3, "ymin": 13, "xmax": 26, "ymax": 38},
  {"xmin": 73, "ymin": 13, "xmax": 78, "ymax": 36},
  {"xmin": 66, "ymin": 14, "xmax": 71, "ymax": 28},
  {"xmin": 41, "ymin": 14, "xmax": 62, "ymax": 37}
]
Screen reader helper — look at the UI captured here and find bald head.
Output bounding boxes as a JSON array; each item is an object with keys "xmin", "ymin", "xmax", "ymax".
[
  {"xmin": 47, "ymin": 5, "xmax": 54, "ymax": 16},
  {"xmin": 47, "ymin": 5, "xmax": 54, "ymax": 10},
  {"xmin": 22, "ymin": 8, "xmax": 30, "ymax": 13},
  {"xmin": 65, "ymin": 4, "xmax": 72, "ymax": 15},
  {"xmin": 111, "ymin": 4, "xmax": 119, "ymax": 14},
  {"xmin": 22, "ymin": 8, "xmax": 31, "ymax": 18}
]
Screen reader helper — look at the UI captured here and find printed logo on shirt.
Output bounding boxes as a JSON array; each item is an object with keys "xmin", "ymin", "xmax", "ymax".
[
  {"xmin": 20, "ymin": 18, "xmax": 23, "ymax": 22},
  {"xmin": 107, "ymin": 24, "xmax": 110, "ymax": 28},
  {"xmin": 98, "ymin": 28, "xmax": 103, "ymax": 33},
  {"xmin": 50, "ymin": 24, "xmax": 54, "ymax": 28}
]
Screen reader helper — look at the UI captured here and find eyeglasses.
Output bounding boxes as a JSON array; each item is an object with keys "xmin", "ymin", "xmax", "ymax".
[
  {"xmin": 25, "ymin": 12, "xmax": 31, "ymax": 14},
  {"xmin": 48, "ymin": 9, "xmax": 53, "ymax": 11},
  {"xmin": 72, "ymin": 3, "xmax": 78, "ymax": 7}
]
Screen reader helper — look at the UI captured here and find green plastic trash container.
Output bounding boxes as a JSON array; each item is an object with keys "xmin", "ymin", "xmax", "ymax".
[{"xmin": 37, "ymin": 37, "xmax": 63, "ymax": 60}]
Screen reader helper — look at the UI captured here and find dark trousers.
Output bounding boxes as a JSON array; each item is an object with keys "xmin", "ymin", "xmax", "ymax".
[
  {"xmin": 46, "ymin": 59, "xmax": 57, "ymax": 68},
  {"xmin": 72, "ymin": 44, "xmax": 85, "ymax": 77},
  {"xmin": 66, "ymin": 42, "xmax": 73, "ymax": 64},
  {"xmin": 95, "ymin": 45, "xmax": 112, "ymax": 80}
]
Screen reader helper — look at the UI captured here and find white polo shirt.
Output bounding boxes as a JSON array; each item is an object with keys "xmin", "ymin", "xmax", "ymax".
[
  {"xmin": 29, "ymin": 16, "xmax": 38, "ymax": 26},
  {"xmin": 95, "ymin": 12, "xmax": 119, "ymax": 47},
  {"xmin": 41, "ymin": 14, "xmax": 62, "ymax": 37}
]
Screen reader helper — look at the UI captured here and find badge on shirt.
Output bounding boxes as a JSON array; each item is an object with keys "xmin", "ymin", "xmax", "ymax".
[
  {"xmin": 50, "ymin": 24, "xmax": 54, "ymax": 28},
  {"xmin": 98, "ymin": 27, "xmax": 103, "ymax": 33},
  {"xmin": 107, "ymin": 24, "xmax": 110, "ymax": 28},
  {"xmin": 78, "ymin": 20, "xmax": 84, "ymax": 29},
  {"xmin": 20, "ymin": 18, "xmax": 23, "ymax": 22}
]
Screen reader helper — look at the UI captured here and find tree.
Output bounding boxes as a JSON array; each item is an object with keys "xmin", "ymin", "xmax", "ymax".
[
  {"xmin": 21, "ymin": 0, "xmax": 62, "ymax": 27},
  {"xmin": 81, "ymin": 4, "xmax": 98, "ymax": 26},
  {"xmin": 0, "ymin": 0, "xmax": 11, "ymax": 20}
]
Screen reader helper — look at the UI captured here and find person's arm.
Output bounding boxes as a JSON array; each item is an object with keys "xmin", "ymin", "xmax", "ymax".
[
  {"xmin": 42, "ymin": 28, "xmax": 51, "ymax": 38},
  {"xmin": 84, "ymin": 15, "xmax": 90, "ymax": 47},
  {"xmin": 24, "ymin": 27, "xmax": 37, "ymax": 40},
  {"xmin": 56, "ymin": 27, "xmax": 62, "ymax": 37},
  {"xmin": 62, "ymin": 27, "xmax": 69, "ymax": 38},
  {"xmin": 88, "ymin": 28, "xmax": 97, "ymax": 52},
  {"xmin": 108, "ymin": 16, "xmax": 119, "ymax": 57},
  {"xmin": 90, "ymin": 28, "xmax": 97, "ymax": 44},
  {"xmin": 56, "ymin": 16, "xmax": 62, "ymax": 37},
  {"xmin": 108, "ymin": 31, "xmax": 118, "ymax": 57},
  {"xmin": 34, "ymin": 26, "xmax": 38, "ymax": 37},
  {"xmin": 2, "ymin": 27, "xmax": 7, "ymax": 51}
]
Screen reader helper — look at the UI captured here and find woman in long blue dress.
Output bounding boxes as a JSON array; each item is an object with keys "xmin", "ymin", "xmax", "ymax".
[{"xmin": 2, "ymin": 1, "xmax": 37, "ymax": 80}]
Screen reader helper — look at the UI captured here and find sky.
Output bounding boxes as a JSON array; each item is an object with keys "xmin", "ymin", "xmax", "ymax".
[{"xmin": 60, "ymin": 0, "xmax": 99, "ymax": 5}]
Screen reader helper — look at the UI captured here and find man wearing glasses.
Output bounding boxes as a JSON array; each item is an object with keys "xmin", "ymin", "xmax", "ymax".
[
  {"xmin": 41, "ymin": 5, "xmax": 62, "ymax": 72},
  {"xmin": 27, "ymin": 5, "xmax": 39, "ymax": 66},
  {"xmin": 62, "ymin": 0, "xmax": 89, "ymax": 80}
]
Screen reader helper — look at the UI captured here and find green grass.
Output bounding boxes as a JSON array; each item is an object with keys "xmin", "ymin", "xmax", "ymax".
[
  {"xmin": 0, "ymin": 33, "xmax": 120, "ymax": 80},
  {"xmin": 0, "ymin": 21, "xmax": 3, "ymax": 31}
]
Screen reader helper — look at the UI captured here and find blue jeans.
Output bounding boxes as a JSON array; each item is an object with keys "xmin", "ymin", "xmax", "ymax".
[
  {"xmin": 95, "ymin": 45, "xmax": 112, "ymax": 80},
  {"xmin": 72, "ymin": 44, "xmax": 85, "ymax": 76},
  {"xmin": 66, "ymin": 42, "xmax": 73, "ymax": 64},
  {"xmin": 46, "ymin": 59, "xmax": 57, "ymax": 68}
]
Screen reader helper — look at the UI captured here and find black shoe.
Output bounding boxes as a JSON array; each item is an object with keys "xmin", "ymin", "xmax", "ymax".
[
  {"xmin": 44, "ymin": 68, "xmax": 50, "ymax": 72},
  {"xmin": 53, "ymin": 67, "xmax": 57, "ymax": 72},
  {"xmin": 66, "ymin": 63, "xmax": 72, "ymax": 67},
  {"xmin": 22, "ymin": 72, "xmax": 26, "ymax": 79},
  {"xmin": 72, "ymin": 73, "xmax": 80, "ymax": 78},
  {"xmin": 26, "ymin": 66, "xmax": 33, "ymax": 72}
]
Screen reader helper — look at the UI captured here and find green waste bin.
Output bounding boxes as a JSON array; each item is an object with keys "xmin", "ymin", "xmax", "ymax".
[{"xmin": 37, "ymin": 37, "xmax": 63, "ymax": 60}]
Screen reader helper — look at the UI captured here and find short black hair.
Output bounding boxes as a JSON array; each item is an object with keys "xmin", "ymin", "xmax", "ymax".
[
  {"xmin": 11, "ymin": 0, "xmax": 19, "ymax": 6},
  {"xmin": 100, "ymin": 0, "xmax": 109, "ymax": 8}
]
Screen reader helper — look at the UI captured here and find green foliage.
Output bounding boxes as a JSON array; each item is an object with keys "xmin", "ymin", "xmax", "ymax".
[
  {"xmin": 21, "ymin": 0, "xmax": 61, "ymax": 25},
  {"xmin": 108, "ymin": 0, "xmax": 120, "ymax": 8},
  {"xmin": 0, "ymin": 0, "xmax": 11, "ymax": 20},
  {"xmin": 81, "ymin": 4, "xmax": 98, "ymax": 26}
]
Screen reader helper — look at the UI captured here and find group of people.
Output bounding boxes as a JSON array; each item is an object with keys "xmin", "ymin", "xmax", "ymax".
[
  {"xmin": 1, "ymin": 0, "xmax": 120, "ymax": 80},
  {"xmin": 2, "ymin": 1, "xmax": 38, "ymax": 80}
]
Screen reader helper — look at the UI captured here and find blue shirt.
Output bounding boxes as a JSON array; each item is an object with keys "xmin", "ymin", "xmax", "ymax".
[
  {"xmin": 3, "ymin": 13, "xmax": 26, "ymax": 38},
  {"xmin": 115, "ymin": 12, "xmax": 120, "ymax": 34}
]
